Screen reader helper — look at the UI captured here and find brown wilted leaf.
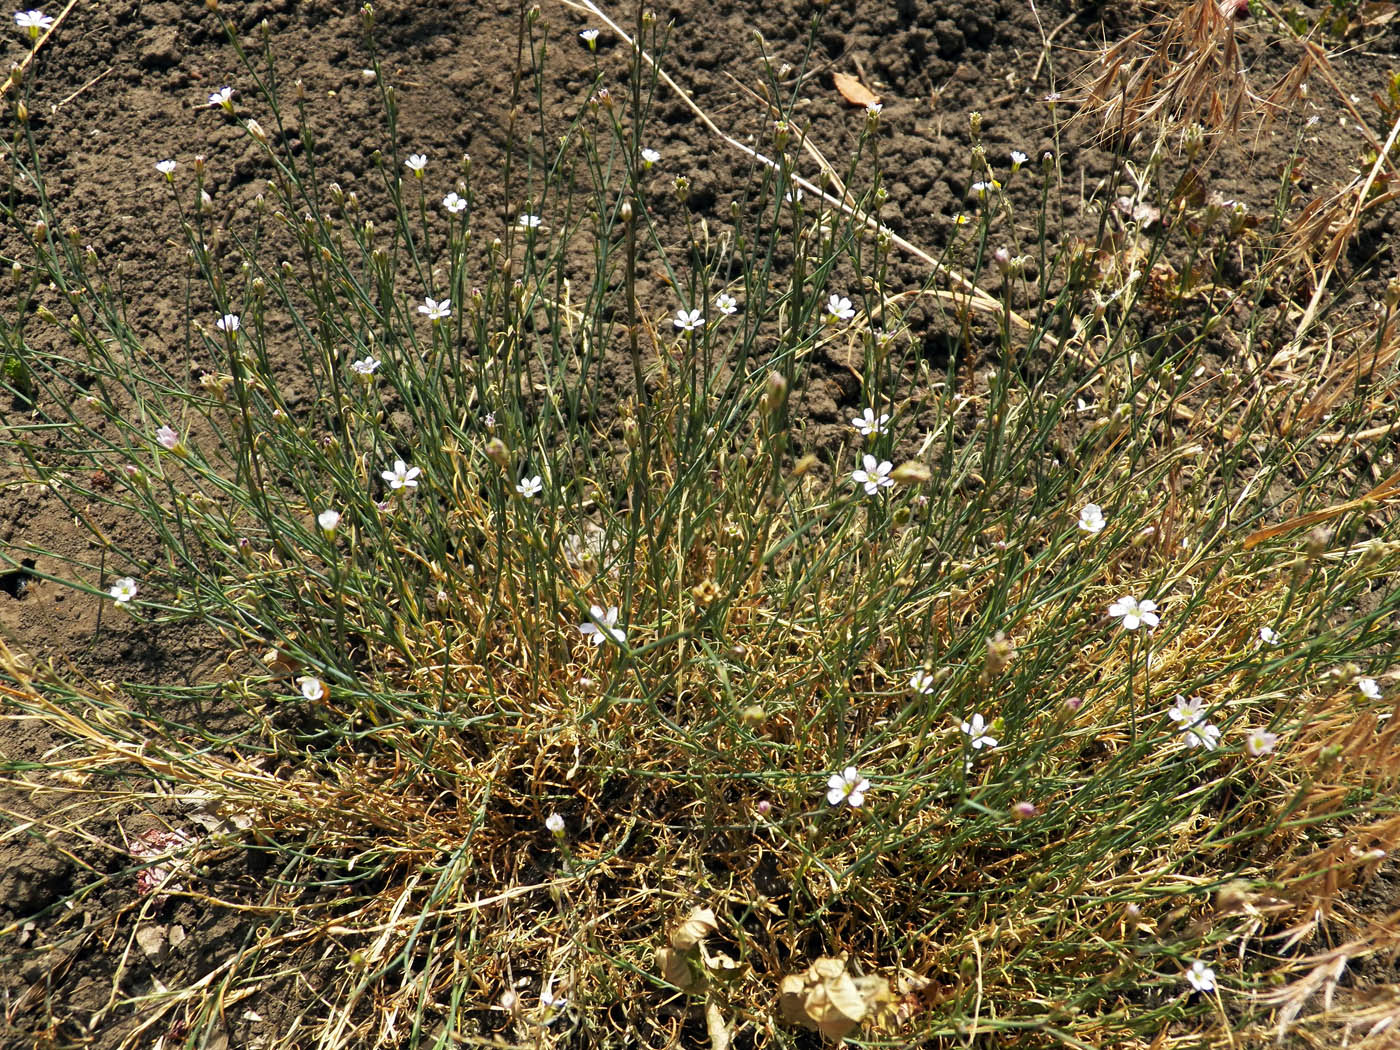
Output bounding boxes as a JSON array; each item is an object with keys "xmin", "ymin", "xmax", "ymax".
[
  {"xmin": 656, "ymin": 946, "xmax": 705, "ymax": 992},
  {"xmin": 833, "ymin": 72, "xmax": 880, "ymax": 108},
  {"xmin": 779, "ymin": 956, "xmax": 893, "ymax": 1041},
  {"xmin": 670, "ymin": 906, "xmax": 718, "ymax": 951}
]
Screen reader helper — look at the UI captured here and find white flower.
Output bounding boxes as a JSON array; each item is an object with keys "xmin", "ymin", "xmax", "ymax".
[
  {"xmin": 714, "ymin": 293, "xmax": 738, "ymax": 315},
  {"xmin": 418, "ymin": 296, "xmax": 451, "ymax": 321},
  {"xmin": 1108, "ymin": 595, "xmax": 1158, "ymax": 631},
  {"xmin": 851, "ymin": 454, "xmax": 893, "ymax": 496},
  {"xmin": 850, "ymin": 407, "xmax": 889, "ymax": 436},
  {"xmin": 156, "ymin": 425, "xmax": 180, "ymax": 451},
  {"xmin": 545, "ymin": 812, "xmax": 566, "ymax": 834},
  {"xmin": 540, "ymin": 982, "xmax": 567, "ymax": 1020},
  {"xmin": 969, "ymin": 179, "xmax": 1001, "ymax": 198},
  {"xmin": 1258, "ymin": 626, "xmax": 1280, "ymax": 646},
  {"xmin": 673, "ymin": 307, "xmax": 704, "ymax": 332},
  {"xmin": 579, "ymin": 604, "xmax": 625, "ymax": 647},
  {"xmin": 579, "ymin": 27, "xmax": 599, "ymax": 45},
  {"xmin": 1010, "ymin": 150, "xmax": 1028, "ymax": 171},
  {"xmin": 960, "ymin": 713, "xmax": 998, "ymax": 750},
  {"xmin": 1078, "ymin": 503, "xmax": 1106, "ymax": 534},
  {"xmin": 640, "ymin": 147, "xmax": 660, "ymax": 167},
  {"xmin": 866, "ymin": 102, "xmax": 882, "ymax": 115},
  {"xmin": 1168, "ymin": 695, "xmax": 1206, "ymax": 726},
  {"xmin": 1245, "ymin": 728, "xmax": 1279, "ymax": 757},
  {"xmin": 109, "ymin": 576, "xmax": 138, "ymax": 603},
  {"xmin": 824, "ymin": 293, "xmax": 855, "ymax": 324},
  {"xmin": 1359, "ymin": 676, "xmax": 1382, "ymax": 700},
  {"xmin": 910, "ymin": 670, "xmax": 936, "ymax": 695},
  {"xmin": 155, "ymin": 159, "xmax": 177, "ymax": 177},
  {"xmin": 14, "ymin": 9, "xmax": 51, "ymax": 35},
  {"xmin": 517, "ymin": 213, "xmax": 542, "ymax": 229},
  {"xmin": 826, "ymin": 766, "xmax": 869, "ymax": 808},
  {"xmin": 1186, "ymin": 960, "xmax": 1216, "ymax": 993},
  {"xmin": 350, "ymin": 355, "xmax": 381, "ymax": 376},
  {"xmin": 215, "ymin": 313, "xmax": 240, "ymax": 332},
  {"xmin": 299, "ymin": 676, "xmax": 326, "ymax": 701},
  {"xmin": 208, "ymin": 86, "xmax": 235, "ymax": 110},
  {"xmin": 404, "ymin": 153, "xmax": 427, "ymax": 173},
  {"xmin": 381, "ymin": 459, "xmax": 421, "ymax": 490},
  {"xmin": 317, "ymin": 509, "xmax": 341, "ymax": 532},
  {"xmin": 442, "ymin": 191, "xmax": 467, "ymax": 213},
  {"xmin": 516, "ymin": 475, "xmax": 542, "ymax": 499},
  {"xmin": 784, "ymin": 186, "xmax": 804, "ymax": 204},
  {"xmin": 1183, "ymin": 721, "xmax": 1222, "ymax": 751}
]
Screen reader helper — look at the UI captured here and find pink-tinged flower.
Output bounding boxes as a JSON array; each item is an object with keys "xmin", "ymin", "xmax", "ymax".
[
  {"xmin": 130, "ymin": 826, "xmax": 196, "ymax": 900},
  {"xmin": 826, "ymin": 766, "xmax": 869, "ymax": 807},
  {"xmin": 156, "ymin": 425, "xmax": 181, "ymax": 451},
  {"xmin": 1167, "ymin": 695, "xmax": 1206, "ymax": 726},
  {"xmin": 1108, "ymin": 595, "xmax": 1158, "ymax": 631}
]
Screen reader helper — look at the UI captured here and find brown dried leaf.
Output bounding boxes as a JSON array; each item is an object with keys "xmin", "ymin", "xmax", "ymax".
[
  {"xmin": 833, "ymin": 72, "xmax": 880, "ymax": 108},
  {"xmin": 778, "ymin": 956, "xmax": 892, "ymax": 1041},
  {"xmin": 670, "ymin": 906, "xmax": 718, "ymax": 951},
  {"xmin": 656, "ymin": 946, "xmax": 706, "ymax": 993}
]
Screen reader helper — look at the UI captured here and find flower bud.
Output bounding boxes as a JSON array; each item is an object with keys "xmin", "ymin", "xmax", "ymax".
[
  {"xmin": 760, "ymin": 371, "xmax": 787, "ymax": 416},
  {"xmin": 484, "ymin": 437, "xmax": 509, "ymax": 467}
]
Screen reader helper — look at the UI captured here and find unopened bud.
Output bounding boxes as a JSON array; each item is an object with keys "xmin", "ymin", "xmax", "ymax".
[
  {"xmin": 984, "ymin": 631, "xmax": 1015, "ymax": 678},
  {"xmin": 760, "ymin": 371, "xmax": 787, "ymax": 416},
  {"xmin": 891, "ymin": 460, "xmax": 931, "ymax": 485},
  {"xmin": 1304, "ymin": 526, "xmax": 1330, "ymax": 559},
  {"xmin": 484, "ymin": 437, "xmax": 509, "ymax": 467}
]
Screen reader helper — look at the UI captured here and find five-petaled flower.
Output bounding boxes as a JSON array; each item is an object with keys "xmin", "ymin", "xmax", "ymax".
[
  {"xmin": 350, "ymin": 355, "xmax": 380, "ymax": 376},
  {"xmin": 1359, "ymin": 676, "xmax": 1382, "ymax": 700},
  {"xmin": 910, "ymin": 670, "xmax": 936, "ymax": 695},
  {"xmin": 1183, "ymin": 721, "xmax": 1221, "ymax": 751},
  {"xmin": 442, "ymin": 191, "xmax": 467, "ymax": 214},
  {"xmin": 215, "ymin": 313, "xmax": 240, "ymax": 332},
  {"xmin": 826, "ymin": 766, "xmax": 869, "ymax": 808},
  {"xmin": 155, "ymin": 159, "xmax": 176, "ymax": 177},
  {"xmin": 961, "ymin": 713, "xmax": 998, "ymax": 750},
  {"xmin": 1186, "ymin": 960, "xmax": 1216, "ymax": 994},
  {"xmin": 825, "ymin": 293, "xmax": 856, "ymax": 324},
  {"xmin": 851, "ymin": 454, "xmax": 893, "ymax": 496},
  {"xmin": 579, "ymin": 604, "xmax": 626, "ymax": 647},
  {"xmin": 1168, "ymin": 695, "xmax": 1207, "ymax": 727},
  {"xmin": 14, "ymin": 9, "xmax": 51, "ymax": 36},
  {"xmin": 404, "ymin": 153, "xmax": 427, "ymax": 174},
  {"xmin": 1108, "ymin": 595, "xmax": 1158, "ymax": 631},
  {"xmin": 1245, "ymin": 728, "xmax": 1279, "ymax": 757},
  {"xmin": 517, "ymin": 213, "xmax": 542, "ymax": 229},
  {"xmin": 1078, "ymin": 503, "xmax": 1106, "ymax": 534},
  {"xmin": 673, "ymin": 307, "xmax": 704, "ymax": 332},
  {"xmin": 714, "ymin": 293, "xmax": 738, "ymax": 315},
  {"xmin": 317, "ymin": 509, "xmax": 341, "ymax": 533},
  {"xmin": 418, "ymin": 296, "xmax": 451, "ymax": 321},
  {"xmin": 208, "ymin": 86, "xmax": 235, "ymax": 111},
  {"xmin": 516, "ymin": 475, "xmax": 542, "ymax": 499},
  {"xmin": 850, "ymin": 407, "xmax": 889, "ymax": 436},
  {"xmin": 109, "ymin": 576, "xmax": 138, "ymax": 603},
  {"xmin": 381, "ymin": 459, "xmax": 421, "ymax": 490},
  {"xmin": 299, "ymin": 676, "xmax": 325, "ymax": 701}
]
